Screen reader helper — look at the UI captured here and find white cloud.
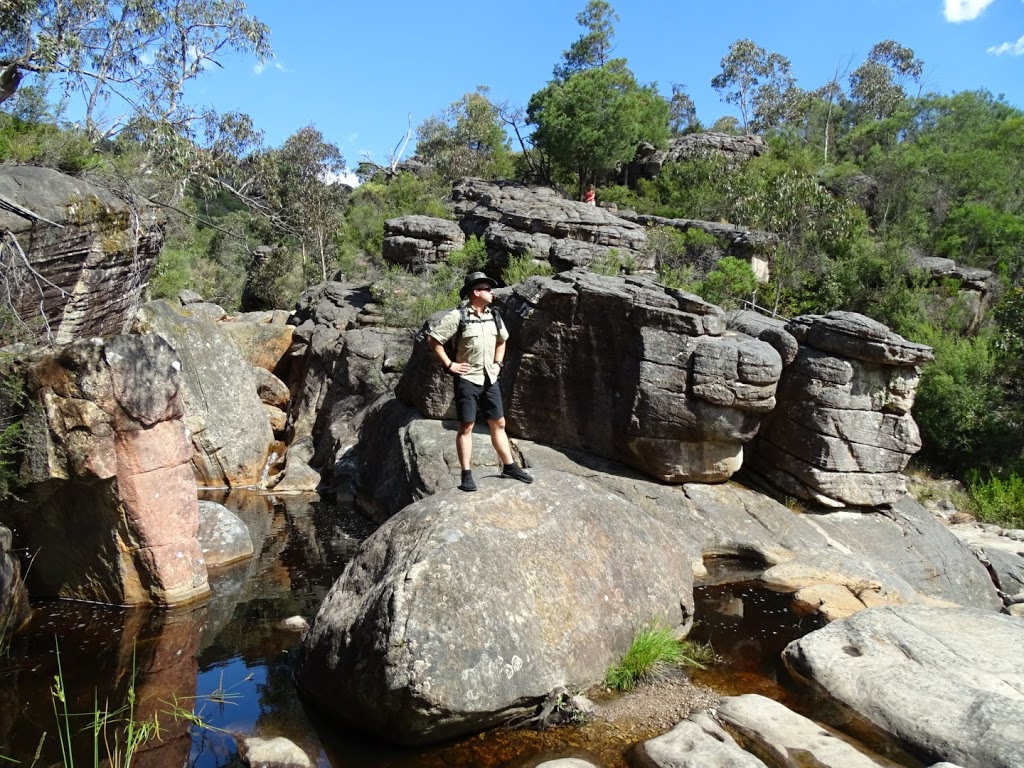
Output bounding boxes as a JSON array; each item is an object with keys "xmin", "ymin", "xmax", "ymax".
[
  {"xmin": 944, "ymin": 0, "xmax": 997, "ymax": 21},
  {"xmin": 253, "ymin": 58, "xmax": 288, "ymax": 75},
  {"xmin": 323, "ymin": 170, "xmax": 361, "ymax": 187},
  {"xmin": 988, "ymin": 33, "xmax": 1024, "ymax": 53}
]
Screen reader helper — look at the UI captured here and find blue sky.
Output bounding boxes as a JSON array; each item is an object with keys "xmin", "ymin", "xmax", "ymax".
[{"xmin": 192, "ymin": 0, "xmax": 1024, "ymax": 177}]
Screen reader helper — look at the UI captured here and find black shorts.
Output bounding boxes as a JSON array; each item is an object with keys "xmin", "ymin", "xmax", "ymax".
[{"xmin": 454, "ymin": 377, "xmax": 504, "ymax": 424}]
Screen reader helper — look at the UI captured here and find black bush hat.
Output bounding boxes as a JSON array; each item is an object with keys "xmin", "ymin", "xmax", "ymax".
[{"xmin": 460, "ymin": 271, "xmax": 499, "ymax": 299}]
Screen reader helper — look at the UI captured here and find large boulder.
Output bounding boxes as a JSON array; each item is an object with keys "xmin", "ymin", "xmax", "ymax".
[
  {"xmin": 743, "ymin": 311, "xmax": 933, "ymax": 507},
  {"xmin": 398, "ymin": 270, "xmax": 782, "ymax": 483},
  {"xmin": 623, "ymin": 132, "xmax": 768, "ymax": 182},
  {"xmin": 382, "ymin": 215, "xmax": 466, "ymax": 273},
  {"xmin": 0, "ymin": 335, "xmax": 208, "ymax": 605},
  {"xmin": 134, "ymin": 299, "xmax": 274, "ymax": 487},
  {"xmin": 295, "ymin": 473, "xmax": 697, "ymax": 745},
  {"xmin": 450, "ymin": 179, "xmax": 649, "ymax": 269},
  {"xmin": 0, "ymin": 165, "xmax": 164, "ymax": 345},
  {"xmin": 782, "ymin": 605, "xmax": 1024, "ymax": 768}
]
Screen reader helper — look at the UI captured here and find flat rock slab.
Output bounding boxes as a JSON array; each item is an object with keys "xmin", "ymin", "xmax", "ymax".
[
  {"xmin": 782, "ymin": 605, "xmax": 1024, "ymax": 768},
  {"xmin": 714, "ymin": 694, "xmax": 902, "ymax": 767}
]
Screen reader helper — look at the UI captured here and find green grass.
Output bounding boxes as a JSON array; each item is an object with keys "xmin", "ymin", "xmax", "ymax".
[{"xmin": 604, "ymin": 621, "xmax": 714, "ymax": 692}]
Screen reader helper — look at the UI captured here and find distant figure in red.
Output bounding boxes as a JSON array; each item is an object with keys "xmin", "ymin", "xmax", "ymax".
[{"xmin": 583, "ymin": 184, "xmax": 596, "ymax": 205}]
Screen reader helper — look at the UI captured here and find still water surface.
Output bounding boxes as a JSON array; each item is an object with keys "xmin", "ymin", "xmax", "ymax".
[{"xmin": 0, "ymin": 492, "xmax": 914, "ymax": 768}]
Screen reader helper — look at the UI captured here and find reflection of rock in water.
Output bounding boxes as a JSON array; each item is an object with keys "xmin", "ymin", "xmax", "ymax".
[{"xmin": 691, "ymin": 576, "xmax": 826, "ymax": 698}]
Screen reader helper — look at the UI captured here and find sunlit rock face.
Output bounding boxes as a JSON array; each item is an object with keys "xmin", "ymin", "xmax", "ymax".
[
  {"xmin": 398, "ymin": 269, "xmax": 782, "ymax": 483},
  {"xmin": 738, "ymin": 311, "xmax": 933, "ymax": 508},
  {"xmin": 295, "ymin": 473, "xmax": 696, "ymax": 746},
  {"xmin": 133, "ymin": 299, "xmax": 274, "ymax": 488},
  {"xmin": 0, "ymin": 165, "xmax": 163, "ymax": 345},
  {"xmin": 0, "ymin": 335, "xmax": 208, "ymax": 606}
]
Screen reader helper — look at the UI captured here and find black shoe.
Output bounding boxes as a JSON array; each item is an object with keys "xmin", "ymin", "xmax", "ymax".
[
  {"xmin": 459, "ymin": 470, "xmax": 477, "ymax": 492},
  {"xmin": 502, "ymin": 463, "xmax": 534, "ymax": 484}
]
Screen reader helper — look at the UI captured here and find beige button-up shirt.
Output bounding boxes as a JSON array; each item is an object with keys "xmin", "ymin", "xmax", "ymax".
[{"xmin": 429, "ymin": 306, "xmax": 509, "ymax": 385}]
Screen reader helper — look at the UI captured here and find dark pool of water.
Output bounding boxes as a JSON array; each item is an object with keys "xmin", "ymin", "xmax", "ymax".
[{"xmin": 1, "ymin": 498, "xmax": 920, "ymax": 768}]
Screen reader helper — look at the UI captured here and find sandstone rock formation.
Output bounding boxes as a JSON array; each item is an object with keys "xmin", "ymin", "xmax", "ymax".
[
  {"xmin": 0, "ymin": 165, "xmax": 163, "ymax": 345},
  {"xmin": 398, "ymin": 270, "xmax": 781, "ymax": 483},
  {"xmin": 134, "ymin": 299, "xmax": 274, "ymax": 487},
  {"xmin": 0, "ymin": 335, "xmax": 208, "ymax": 605},
  {"xmin": 382, "ymin": 215, "xmax": 466, "ymax": 273},
  {"xmin": 296, "ymin": 474, "xmax": 696, "ymax": 745},
  {"xmin": 622, "ymin": 132, "xmax": 768, "ymax": 182},
  {"xmin": 783, "ymin": 605, "xmax": 1024, "ymax": 768},
  {"xmin": 738, "ymin": 310, "xmax": 933, "ymax": 508},
  {"xmin": 638, "ymin": 694, "xmax": 903, "ymax": 767},
  {"xmin": 450, "ymin": 179, "xmax": 649, "ymax": 270},
  {"xmin": 287, "ymin": 282, "xmax": 413, "ymax": 472}
]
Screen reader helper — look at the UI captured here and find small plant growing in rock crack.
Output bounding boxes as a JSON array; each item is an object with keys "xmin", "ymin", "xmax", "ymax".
[{"xmin": 604, "ymin": 621, "xmax": 714, "ymax": 692}]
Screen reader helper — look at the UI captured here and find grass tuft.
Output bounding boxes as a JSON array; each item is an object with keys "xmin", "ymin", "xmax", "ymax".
[{"xmin": 604, "ymin": 621, "xmax": 714, "ymax": 692}]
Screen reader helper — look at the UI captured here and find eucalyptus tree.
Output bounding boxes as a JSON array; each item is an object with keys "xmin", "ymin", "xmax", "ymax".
[
  {"xmin": 849, "ymin": 40, "xmax": 923, "ymax": 121},
  {"xmin": 711, "ymin": 38, "xmax": 799, "ymax": 133},
  {"xmin": 415, "ymin": 87, "xmax": 513, "ymax": 185},
  {"xmin": 0, "ymin": 0, "xmax": 271, "ymax": 138},
  {"xmin": 250, "ymin": 125, "xmax": 348, "ymax": 283}
]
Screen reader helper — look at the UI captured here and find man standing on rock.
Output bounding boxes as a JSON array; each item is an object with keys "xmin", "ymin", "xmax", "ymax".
[{"xmin": 427, "ymin": 271, "xmax": 534, "ymax": 492}]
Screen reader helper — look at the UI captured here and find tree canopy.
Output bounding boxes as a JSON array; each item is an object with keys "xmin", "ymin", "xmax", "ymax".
[{"xmin": 0, "ymin": 0, "xmax": 271, "ymax": 141}]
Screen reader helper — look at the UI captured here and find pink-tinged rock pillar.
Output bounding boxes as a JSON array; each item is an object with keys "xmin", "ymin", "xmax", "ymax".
[{"xmin": 2, "ymin": 334, "xmax": 209, "ymax": 606}]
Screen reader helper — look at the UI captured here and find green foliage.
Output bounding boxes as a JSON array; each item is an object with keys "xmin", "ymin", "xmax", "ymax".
[
  {"xmin": 910, "ymin": 324, "xmax": 1017, "ymax": 472},
  {"xmin": 0, "ymin": 115, "xmax": 106, "ymax": 173},
  {"xmin": 605, "ymin": 622, "xmax": 714, "ymax": 692},
  {"xmin": 448, "ymin": 235, "xmax": 489, "ymax": 274},
  {"xmin": 934, "ymin": 202, "xmax": 1024, "ymax": 280},
  {"xmin": 553, "ymin": 0, "xmax": 619, "ymax": 80},
  {"xmin": 528, "ymin": 62, "xmax": 670, "ymax": 194},
  {"xmin": 501, "ymin": 254, "xmax": 553, "ymax": 286},
  {"xmin": 415, "ymin": 87, "xmax": 515, "ymax": 185},
  {"xmin": 337, "ymin": 173, "xmax": 450, "ymax": 268},
  {"xmin": 694, "ymin": 256, "xmax": 757, "ymax": 309},
  {"xmin": 647, "ymin": 226, "xmax": 722, "ymax": 288},
  {"xmin": 0, "ymin": 354, "xmax": 30, "ymax": 503},
  {"xmin": 967, "ymin": 471, "xmax": 1024, "ymax": 529}
]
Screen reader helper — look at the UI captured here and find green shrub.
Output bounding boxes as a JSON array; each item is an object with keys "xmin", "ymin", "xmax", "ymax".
[
  {"xmin": 501, "ymin": 254, "xmax": 552, "ymax": 286},
  {"xmin": 968, "ymin": 471, "xmax": 1024, "ymax": 529},
  {"xmin": 694, "ymin": 256, "xmax": 758, "ymax": 309},
  {"xmin": 604, "ymin": 622, "xmax": 714, "ymax": 692},
  {"xmin": 448, "ymin": 235, "xmax": 489, "ymax": 274}
]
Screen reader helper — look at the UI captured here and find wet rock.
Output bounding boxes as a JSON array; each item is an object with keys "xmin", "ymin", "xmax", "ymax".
[
  {"xmin": 0, "ymin": 524, "xmax": 29, "ymax": 635},
  {"xmin": 636, "ymin": 710, "xmax": 768, "ymax": 767},
  {"xmin": 296, "ymin": 473, "xmax": 696, "ymax": 745},
  {"xmin": 713, "ymin": 694, "xmax": 903, "ymax": 767},
  {"xmin": 197, "ymin": 500, "xmax": 253, "ymax": 568},
  {"xmin": 782, "ymin": 605, "xmax": 1024, "ymax": 768},
  {"xmin": 238, "ymin": 736, "xmax": 313, "ymax": 768}
]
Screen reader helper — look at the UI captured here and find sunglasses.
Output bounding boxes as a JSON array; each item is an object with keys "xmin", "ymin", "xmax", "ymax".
[{"xmin": 473, "ymin": 285, "xmax": 493, "ymax": 292}]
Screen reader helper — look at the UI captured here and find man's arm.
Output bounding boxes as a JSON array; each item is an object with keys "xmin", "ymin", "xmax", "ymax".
[{"xmin": 428, "ymin": 337, "xmax": 469, "ymax": 375}]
